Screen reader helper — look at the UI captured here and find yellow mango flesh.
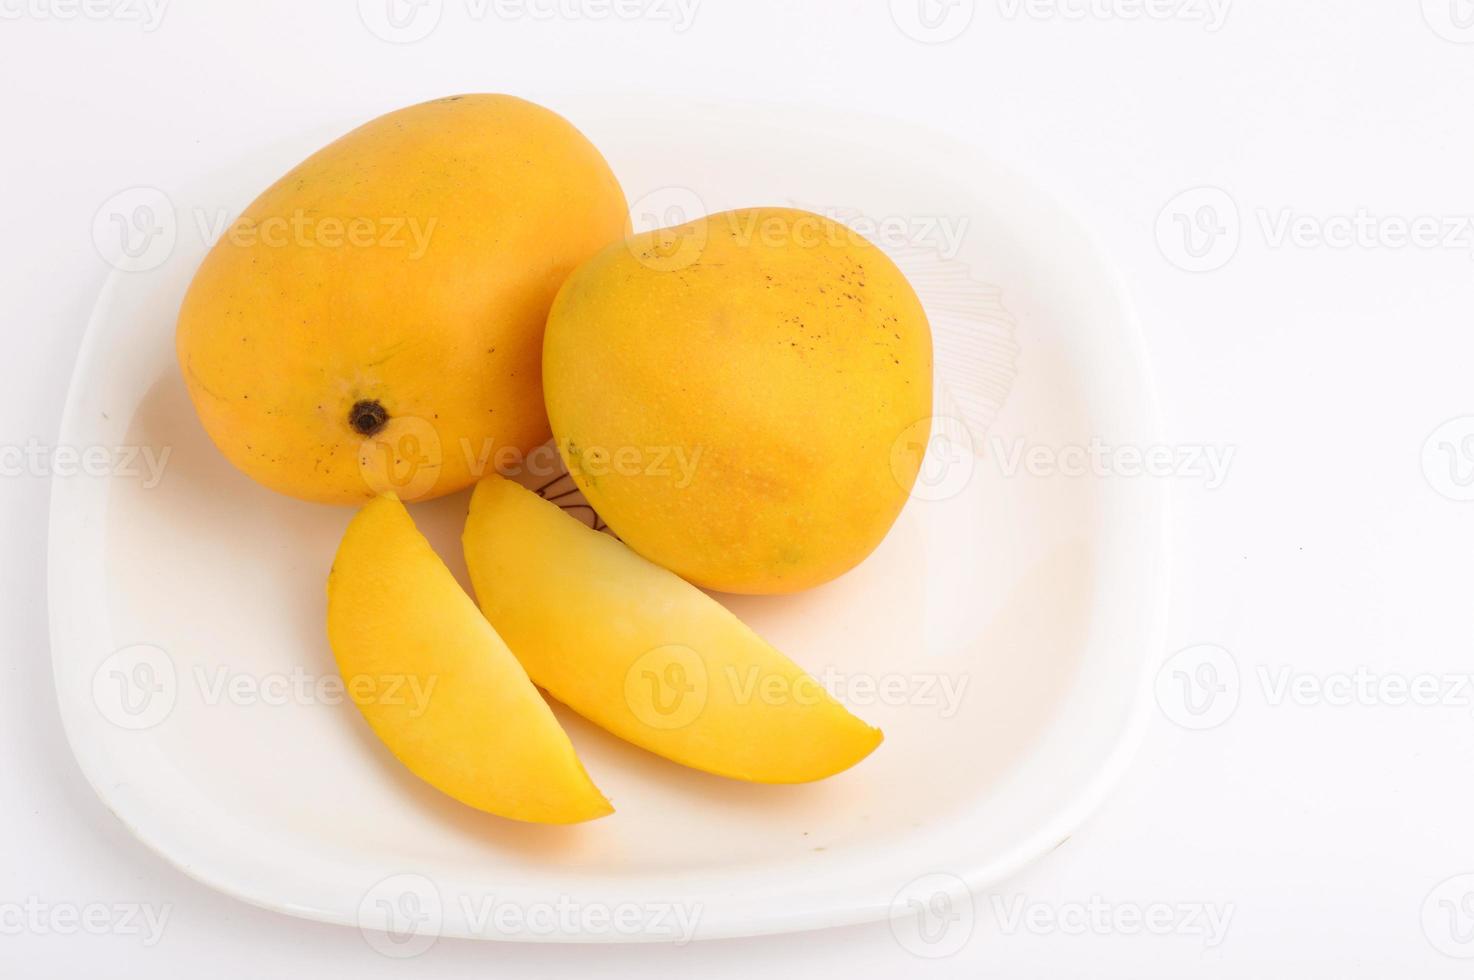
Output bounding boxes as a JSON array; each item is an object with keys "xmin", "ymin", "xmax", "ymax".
[
  {"xmin": 326, "ymin": 495, "xmax": 611, "ymax": 824},
  {"xmin": 178, "ymin": 94, "xmax": 628, "ymax": 505},
  {"xmin": 462, "ymin": 474, "xmax": 883, "ymax": 783},
  {"xmin": 542, "ymin": 207, "xmax": 933, "ymax": 594}
]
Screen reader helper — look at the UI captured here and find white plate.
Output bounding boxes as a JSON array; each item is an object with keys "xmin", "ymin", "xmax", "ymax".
[{"xmin": 50, "ymin": 96, "xmax": 1167, "ymax": 944}]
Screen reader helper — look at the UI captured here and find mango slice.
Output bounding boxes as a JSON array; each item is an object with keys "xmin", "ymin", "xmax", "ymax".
[
  {"xmin": 462, "ymin": 474, "xmax": 883, "ymax": 783},
  {"xmin": 327, "ymin": 495, "xmax": 611, "ymax": 823}
]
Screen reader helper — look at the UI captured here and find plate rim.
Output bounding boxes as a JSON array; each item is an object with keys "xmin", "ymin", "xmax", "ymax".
[{"xmin": 48, "ymin": 97, "xmax": 1170, "ymax": 943}]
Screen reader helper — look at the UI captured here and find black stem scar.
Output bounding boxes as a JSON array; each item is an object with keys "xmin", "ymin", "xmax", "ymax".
[{"xmin": 349, "ymin": 399, "xmax": 389, "ymax": 436}]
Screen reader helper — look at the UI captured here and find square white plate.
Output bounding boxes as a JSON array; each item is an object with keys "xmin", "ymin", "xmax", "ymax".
[{"xmin": 51, "ymin": 96, "xmax": 1167, "ymax": 945}]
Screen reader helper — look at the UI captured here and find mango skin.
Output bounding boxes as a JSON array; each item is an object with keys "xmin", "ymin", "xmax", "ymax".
[
  {"xmin": 178, "ymin": 95, "xmax": 628, "ymax": 505},
  {"xmin": 326, "ymin": 495, "xmax": 611, "ymax": 824},
  {"xmin": 463, "ymin": 474, "xmax": 883, "ymax": 783},
  {"xmin": 543, "ymin": 207, "xmax": 932, "ymax": 594}
]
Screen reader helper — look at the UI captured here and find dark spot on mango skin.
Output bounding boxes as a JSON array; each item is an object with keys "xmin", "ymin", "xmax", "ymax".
[{"xmin": 349, "ymin": 399, "xmax": 389, "ymax": 436}]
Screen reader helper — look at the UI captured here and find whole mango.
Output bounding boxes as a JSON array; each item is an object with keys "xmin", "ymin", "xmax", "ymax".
[
  {"xmin": 544, "ymin": 207, "xmax": 933, "ymax": 594},
  {"xmin": 177, "ymin": 95, "xmax": 627, "ymax": 504}
]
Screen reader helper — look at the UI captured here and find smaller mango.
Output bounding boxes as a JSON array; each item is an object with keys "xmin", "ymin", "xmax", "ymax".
[{"xmin": 542, "ymin": 206, "xmax": 934, "ymax": 594}]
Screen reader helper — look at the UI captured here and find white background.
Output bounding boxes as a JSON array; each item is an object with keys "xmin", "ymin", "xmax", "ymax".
[{"xmin": 5, "ymin": 1, "xmax": 1474, "ymax": 975}]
